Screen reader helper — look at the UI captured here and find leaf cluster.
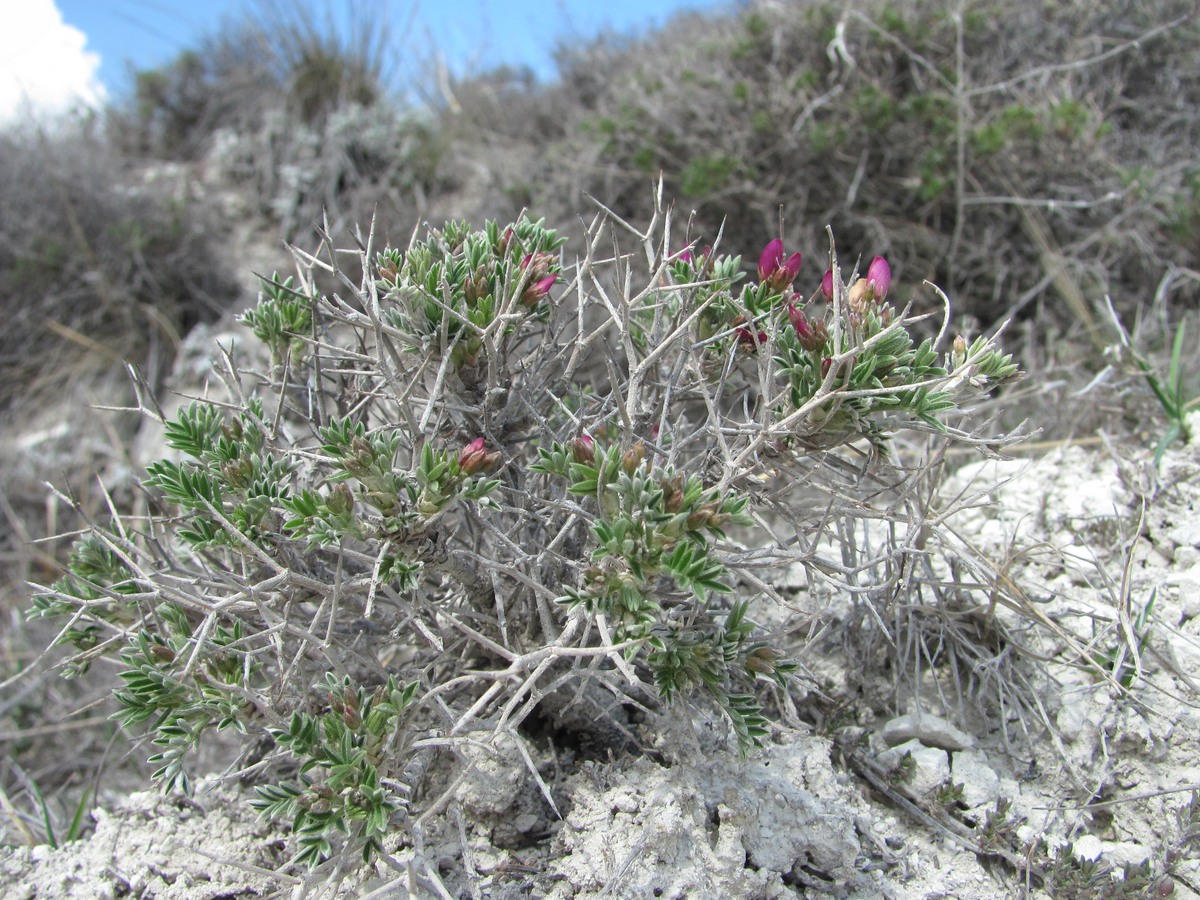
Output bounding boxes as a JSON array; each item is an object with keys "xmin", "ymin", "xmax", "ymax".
[
  {"xmin": 146, "ymin": 398, "xmax": 290, "ymax": 548},
  {"xmin": 250, "ymin": 674, "xmax": 417, "ymax": 866},
  {"xmin": 240, "ymin": 272, "xmax": 314, "ymax": 367},
  {"xmin": 114, "ymin": 605, "xmax": 261, "ymax": 795},
  {"xmin": 377, "ymin": 216, "xmax": 565, "ymax": 376}
]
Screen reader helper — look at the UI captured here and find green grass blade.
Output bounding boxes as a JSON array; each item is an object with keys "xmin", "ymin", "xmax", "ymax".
[
  {"xmin": 1167, "ymin": 320, "xmax": 1187, "ymax": 411},
  {"xmin": 64, "ymin": 783, "xmax": 94, "ymax": 843},
  {"xmin": 1154, "ymin": 422, "xmax": 1181, "ymax": 467},
  {"xmin": 30, "ymin": 781, "xmax": 57, "ymax": 849}
]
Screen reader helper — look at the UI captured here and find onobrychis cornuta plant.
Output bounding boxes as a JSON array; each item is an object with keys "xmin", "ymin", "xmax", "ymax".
[{"xmin": 31, "ymin": 199, "xmax": 1017, "ymax": 873}]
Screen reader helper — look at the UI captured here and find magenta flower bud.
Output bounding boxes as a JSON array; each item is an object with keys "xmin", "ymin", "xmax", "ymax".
[
  {"xmin": 459, "ymin": 438, "xmax": 501, "ymax": 475},
  {"xmin": 520, "ymin": 273, "xmax": 556, "ymax": 305},
  {"xmin": 520, "ymin": 252, "xmax": 554, "ymax": 274},
  {"xmin": 571, "ymin": 434, "xmax": 595, "ymax": 465},
  {"xmin": 787, "ymin": 303, "xmax": 826, "ymax": 352},
  {"xmin": 866, "ymin": 256, "xmax": 891, "ymax": 302},
  {"xmin": 519, "ymin": 275, "xmax": 556, "ymax": 307},
  {"xmin": 757, "ymin": 239, "xmax": 802, "ymax": 293},
  {"xmin": 821, "ymin": 268, "xmax": 834, "ymax": 302},
  {"xmin": 787, "ymin": 303, "xmax": 811, "ymax": 340},
  {"xmin": 460, "ymin": 437, "xmax": 485, "ymax": 463},
  {"xmin": 672, "ymin": 248, "xmax": 693, "ymax": 263},
  {"xmin": 519, "ymin": 252, "xmax": 558, "ymax": 306}
]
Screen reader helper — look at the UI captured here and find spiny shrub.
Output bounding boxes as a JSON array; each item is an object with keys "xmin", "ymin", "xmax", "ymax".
[{"xmin": 31, "ymin": 198, "xmax": 1017, "ymax": 874}]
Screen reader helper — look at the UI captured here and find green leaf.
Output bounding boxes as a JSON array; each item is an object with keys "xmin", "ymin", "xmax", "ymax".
[{"xmin": 162, "ymin": 403, "xmax": 224, "ymax": 458}]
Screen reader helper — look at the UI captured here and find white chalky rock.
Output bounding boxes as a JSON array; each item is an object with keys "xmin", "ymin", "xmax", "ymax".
[
  {"xmin": 1104, "ymin": 840, "xmax": 1151, "ymax": 869},
  {"xmin": 880, "ymin": 712, "xmax": 975, "ymax": 751},
  {"xmin": 553, "ymin": 735, "xmax": 861, "ymax": 897},
  {"xmin": 950, "ymin": 749, "xmax": 1001, "ymax": 810},
  {"xmin": 876, "ymin": 739, "xmax": 951, "ymax": 801},
  {"xmin": 1072, "ymin": 834, "xmax": 1104, "ymax": 863}
]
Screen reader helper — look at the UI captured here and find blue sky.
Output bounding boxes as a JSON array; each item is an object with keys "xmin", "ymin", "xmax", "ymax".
[{"xmin": 56, "ymin": 0, "xmax": 730, "ymax": 99}]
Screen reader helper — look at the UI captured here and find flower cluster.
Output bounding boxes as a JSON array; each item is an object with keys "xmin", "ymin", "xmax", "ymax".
[
  {"xmin": 519, "ymin": 251, "xmax": 558, "ymax": 306},
  {"xmin": 671, "ymin": 238, "xmax": 1017, "ymax": 445},
  {"xmin": 757, "ymin": 238, "xmax": 803, "ymax": 293}
]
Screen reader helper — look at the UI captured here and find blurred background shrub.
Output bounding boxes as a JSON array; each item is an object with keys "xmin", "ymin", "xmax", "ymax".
[
  {"xmin": 522, "ymin": 0, "xmax": 1200, "ymax": 331},
  {"xmin": 0, "ymin": 125, "xmax": 232, "ymax": 415},
  {"xmin": 83, "ymin": 0, "xmax": 1200, "ymax": 335}
]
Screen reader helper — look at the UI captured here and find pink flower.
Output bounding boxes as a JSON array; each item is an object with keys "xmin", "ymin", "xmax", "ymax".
[
  {"xmin": 866, "ymin": 256, "xmax": 891, "ymax": 302},
  {"xmin": 757, "ymin": 239, "xmax": 803, "ymax": 293},
  {"xmin": 821, "ymin": 268, "xmax": 834, "ymax": 302}
]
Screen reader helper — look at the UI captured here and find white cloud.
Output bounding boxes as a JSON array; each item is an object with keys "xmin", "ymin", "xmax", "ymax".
[{"xmin": 0, "ymin": 0, "xmax": 106, "ymax": 125}]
